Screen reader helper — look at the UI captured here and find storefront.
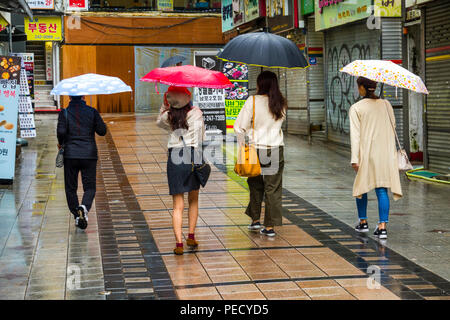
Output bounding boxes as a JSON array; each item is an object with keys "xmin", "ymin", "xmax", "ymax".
[
  {"xmin": 422, "ymin": 0, "xmax": 450, "ymax": 173},
  {"xmin": 63, "ymin": 12, "xmax": 223, "ymax": 113},
  {"xmin": 317, "ymin": 0, "xmax": 404, "ymax": 147}
]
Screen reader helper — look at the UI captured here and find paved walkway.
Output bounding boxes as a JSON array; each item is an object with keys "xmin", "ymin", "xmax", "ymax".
[{"xmin": 0, "ymin": 113, "xmax": 449, "ymax": 300}]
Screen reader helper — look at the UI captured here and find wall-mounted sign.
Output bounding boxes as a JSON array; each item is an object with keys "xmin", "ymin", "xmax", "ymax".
[
  {"xmin": 233, "ymin": 0, "xmax": 245, "ymax": 26},
  {"xmin": 26, "ymin": 0, "xmax": 55, "ymax": 10},
  {"xmin": 267, "ymin": 0, "xmax": 294, "ymax": 33},
  {"xmin": 66, "ymin": 0, "xmax": 89, "ymax": 10},
  {"xmin": 25, "ymin": 16, "xmax": 62, "ymax": 41},
  {"xmin": 245, "ymin": 0, "xmax": 260, "ymax": 23},
  {"xmin": 315, "ymin": 0, "xmax": 372, "ymax": 31},
  {"xmin": 222, "ymin": 0, "xmax": 234, "ymax": 32},
  {"xmin": 374, "ymin": 0, "xmax": 402, "ymax": 17},
  {"xmin": 302, "ymin": 0, "xmax": 315, "ymax": 15},
  {"xmin": 0, "ymin": 15, "xmax": 8, "ymax": 32},
  {"xmin": 157, "ymin": 0, "xmax": 173, "ymax": 11},
  {"xmin": 0, "ymin": 56, "xmax": 21, "ymax": 83},
  {"xmin": 0, "ymin": 79, "xmax": 20, "ymax": 183}
]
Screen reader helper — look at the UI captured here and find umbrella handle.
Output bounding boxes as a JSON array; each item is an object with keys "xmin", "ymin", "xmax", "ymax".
[{"xmin": 155, "ymin": 82, "xmax": 160, "ymax": 95}]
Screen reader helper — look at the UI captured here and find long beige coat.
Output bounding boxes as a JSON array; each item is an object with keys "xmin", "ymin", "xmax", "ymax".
[{"xmin": 349, "ymin": 98, "xmax": 403, "ymax": 200}]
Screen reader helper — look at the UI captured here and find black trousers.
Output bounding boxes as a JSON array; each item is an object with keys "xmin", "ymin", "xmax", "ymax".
[{"xmin": 64, "ymin": 158, "xmax": 97, "ymax": 215}]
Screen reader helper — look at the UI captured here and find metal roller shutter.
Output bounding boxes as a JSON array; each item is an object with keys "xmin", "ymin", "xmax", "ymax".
[
  {"xmin": 381, "ymin": 18, "xmax": 404, "ymax": 146},
  {"xmin": 307, "ymin": 16, "xmax": 325, "ymax": 127},
  {"xmin": 325, "ymin": 23, "xmax": 381, "ymax": 146},
  {"xmin": 425, "ymin": 0, "xmax": 450, "ymax": 173}
]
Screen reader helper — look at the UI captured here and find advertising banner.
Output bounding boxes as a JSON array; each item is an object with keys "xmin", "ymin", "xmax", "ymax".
[
  {"xmin": 0, "ymin": 80, "xmax": 19, "ymax": 182},
  {"xmin": 315, "ymin": 0, "xmax": 372, "ymax": 31},
  {"xmin": 11, "ymin": 53, "xmax": 34, "ymax": 100},
  {"xmin": 26, "ymin": 0, "xmax": 55, "ymax": 10},
  {"xmin": 233, "ymin": 0, "xmax": 245, "ymax": 26},
  {"xmin": 194, "ymin": 52, "xmax": 227, "ymax": 135},
  {"xmin": 0, "ymin": 56, "xmax": 21, "ymax": 83},
  {"xmin": 222, "ymin": 0, "xmax": 234, "ymax": 32},
  {"xmin": 374, "ymin": 0, "xmax": 402, "ymax": 17},
  {"xmin": 66, "ymin": 0, "xmax": 89, "ymax": 10},
  {"xmin": 222, "ymin": 62, "xmax": 249, "ymax": 134},
  {"xmin": 302, "ymin": 0, "xmax": 315, "ymax": 15},
  {"xmin": 267, "ymin": 0, "xmax": 294, "ymax": 33},
  {"xmin": 157, "ymin": 0, "xmax": 173, "ymax": 11},
  {"xmin": 0, "ymin": 15, "xmax": 8, "ymax": 32},
  {"xmin": 245, "ymin": 0, "xmax": 260, "ymax": 23},
  {"xmin": 25, "ymin": 16, "xmax": 62, "ymax": 41}
]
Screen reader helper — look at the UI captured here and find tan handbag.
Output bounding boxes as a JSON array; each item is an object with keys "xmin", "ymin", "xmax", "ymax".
[
  {"xmin": 234, "ymin": 96, "xmax": 262, "ymax": 177},
  {"xmin": 384, "ymin": 100, "xmax": 414, "ymax": 171}
]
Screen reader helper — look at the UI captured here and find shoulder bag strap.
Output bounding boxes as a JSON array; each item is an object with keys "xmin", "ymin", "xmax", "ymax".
[
  {"xmin": 383, "ymin": 99, "xmax": 402, "ymax": 150},
  {"xmin": 251, "ymin": 95, "xmax": 255, "ymax": 144}
]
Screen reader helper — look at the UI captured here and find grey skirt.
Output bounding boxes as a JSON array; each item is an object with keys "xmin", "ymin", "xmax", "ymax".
[{"xmin": 167, "ymin": 147, "xmax": 200, "ymax": 195}]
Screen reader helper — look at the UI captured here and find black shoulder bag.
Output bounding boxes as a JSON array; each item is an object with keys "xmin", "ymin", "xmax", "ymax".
[
  {"xmin": 180, "ymin": 135, "xmax": 211, "ymax": 188},
  {"xmin": 55, "ymin": 108, "xmax": 68, "ymax": 168}
]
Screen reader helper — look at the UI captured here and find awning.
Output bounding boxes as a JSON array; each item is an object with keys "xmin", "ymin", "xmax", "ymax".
[{"xmin": 0, "ymin": 0, "xmax": 33, "ymax": 19}]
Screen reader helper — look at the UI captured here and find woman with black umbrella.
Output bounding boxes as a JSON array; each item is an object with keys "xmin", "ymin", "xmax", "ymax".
[{"xmin": 234, "ymin": 71, "xmax": 287, "ymax": 237}]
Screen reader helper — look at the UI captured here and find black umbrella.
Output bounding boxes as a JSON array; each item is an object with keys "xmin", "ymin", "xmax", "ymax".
[
  {"xmin": 161, "ymin": 55, "xmax": 187, "ymax": 68},
  {"xmin": 217, "ymin": 32, "xmax": 309, "ymax": 69}
]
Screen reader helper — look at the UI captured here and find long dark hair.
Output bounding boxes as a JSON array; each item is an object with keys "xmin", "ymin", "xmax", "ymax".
[
  {"xmin": 257, "ymin": 71, "xmax": 287, "ymax": 121},
  {"xmin": 167, "ymin": 103, "xmax": 191, "ymax": 131},
  {"xmin": 357, "ymin": 76, "xmax": 379, "ymax": 99}
]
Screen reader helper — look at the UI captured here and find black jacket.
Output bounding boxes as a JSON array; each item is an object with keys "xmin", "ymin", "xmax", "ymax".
[{"xmin": 57, "ymin": 100, "xmax": 107, "ymax": 160}]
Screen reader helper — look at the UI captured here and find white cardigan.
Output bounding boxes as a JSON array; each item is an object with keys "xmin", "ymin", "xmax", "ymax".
[
  {"xmin": 157, "ymin": 106, "xmax": 205, "ymax": 149},
  {"xmin": 233, "ymin": 95, "xmax": 285, "ymax": 149}
]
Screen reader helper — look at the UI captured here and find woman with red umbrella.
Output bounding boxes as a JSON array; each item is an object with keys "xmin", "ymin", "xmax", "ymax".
[{"xmin": 157, "ymin": 86, "xmax": 205, "ymax": 255}]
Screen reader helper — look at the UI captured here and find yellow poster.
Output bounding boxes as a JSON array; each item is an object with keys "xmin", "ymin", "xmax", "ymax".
[
  {"xmin": 0, "ymin": 16, "xmax": 8, "ymax": 32},
  {"xmin": 24, "ymin": 16, "xmax": 62, "ymax": 41},
  {"xmin": 375, "ymin": 0, "xmax": 402, "ymax": 17}
]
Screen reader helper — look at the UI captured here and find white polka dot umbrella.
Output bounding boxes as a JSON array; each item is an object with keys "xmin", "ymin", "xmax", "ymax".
[{"xmin": 50, "ymin": 73, "xmax": 132, "ymax": 96}]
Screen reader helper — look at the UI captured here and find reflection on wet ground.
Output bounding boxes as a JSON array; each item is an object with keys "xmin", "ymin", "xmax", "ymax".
[{"xmin": 0, "ymin": 113, "xmax": 449, "ymax": 300}]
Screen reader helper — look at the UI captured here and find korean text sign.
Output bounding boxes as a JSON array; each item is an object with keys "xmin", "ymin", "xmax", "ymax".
[
  {"xmin": 0, "ymin": 81, "xmax": 19, "ymax": 181},
  {"xmin": 25, "ymin": 16, "xmax": 62, "ymax": 41}
]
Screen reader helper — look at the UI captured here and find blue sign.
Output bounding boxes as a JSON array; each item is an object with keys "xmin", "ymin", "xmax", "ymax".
[
  {"xmin": 0, "ymin": 81, "xmax": 19, "ymax": 182},
  {"xmin": 309, "ymin": 57, "xmax": 317, "ymax": 65},
  {"xmin": 222, "ymin": 0, "xmax": 233, "ymax": 32}
]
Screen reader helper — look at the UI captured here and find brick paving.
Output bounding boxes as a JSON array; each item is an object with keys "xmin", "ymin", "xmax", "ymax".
[{"xmin": 0, "ymin": 113, "xmax": 449, "ymax": 300}]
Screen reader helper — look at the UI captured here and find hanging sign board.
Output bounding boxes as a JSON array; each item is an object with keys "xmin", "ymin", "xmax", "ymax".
[{"xmin": 26, "ymin": 0, "xmax": 55, "ymax": 10}]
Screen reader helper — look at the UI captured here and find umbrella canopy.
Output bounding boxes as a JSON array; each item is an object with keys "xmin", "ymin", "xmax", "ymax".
[
  {"xmin": 161, "ymin": 55, "xmax": 187, "ymax": 68},
  {"xmin": 140, "ymin": 65, "xmax": 233, "ymax": 89},
  {"xmin": 51, "ymin": 73, "xmax": 132, "ymax": 96},
  {"xmin": 217, "ymin": 32, "xmax": 309, "ymax": 69},
  {"xmin": 340, "ymin": 60, "xmax": 429, "ymax": 94}
]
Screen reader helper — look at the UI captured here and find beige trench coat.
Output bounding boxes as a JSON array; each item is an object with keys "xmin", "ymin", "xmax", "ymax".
[{"xmin": 349, "ymin": 98, "xmax": 403, "ymax": 200}]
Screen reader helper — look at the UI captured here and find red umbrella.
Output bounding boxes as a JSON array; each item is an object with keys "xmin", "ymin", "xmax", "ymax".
[{"xmin": 140, "ymin": 65, "xmax": 233, "ymax": 89}]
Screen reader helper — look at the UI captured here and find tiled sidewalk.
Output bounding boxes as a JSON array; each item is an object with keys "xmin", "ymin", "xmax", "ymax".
[{"xmin": 1, "ymin": 113, "xmax": 449, "ymax": 300}]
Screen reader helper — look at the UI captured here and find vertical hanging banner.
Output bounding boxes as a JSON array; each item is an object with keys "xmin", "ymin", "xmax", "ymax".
[
  {"xmin": 0, "ymin": 80, "xmax": 20, "ymax": 183},
  {"xmin": 193, "ymin": 52, "xmax": 227, "ymax": 136},
  {"xmin": 45, "ymin": 42, "xmax": 53, "ymax": 81},
  {"xmin": 222, "ymin": 0, "xmax": 234, "ymax": 32},
  {"xmin": 222, "ymin": 62, "xmax": 249, "ymax": 134},
  {"xmin": 11, "ymin": 53, "xmax": 34, "ymax": 101}
]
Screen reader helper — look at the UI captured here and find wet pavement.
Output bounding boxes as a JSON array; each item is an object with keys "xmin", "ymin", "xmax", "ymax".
[{"xmin": 0, "ymin": 113, "xmax": 449, "ymax": 300}]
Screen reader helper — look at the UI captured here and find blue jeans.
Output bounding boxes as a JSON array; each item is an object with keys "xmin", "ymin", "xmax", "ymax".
[{"xmin": 356, "ymin": 188, "xmax": 390, "ymax": 224}]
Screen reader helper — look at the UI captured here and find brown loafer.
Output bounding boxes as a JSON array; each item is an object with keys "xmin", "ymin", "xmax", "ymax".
[
  {"xmin": 173, "ymin": 246, "xmax": 184, "ymax": 255},
  {"xmin": 186, "ymin": 238, "xmax": 198, "ymax": 248}
]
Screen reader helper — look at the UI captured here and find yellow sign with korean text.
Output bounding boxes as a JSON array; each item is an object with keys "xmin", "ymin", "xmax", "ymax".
[
  {"xmin": 24, "ymin": 16, "xmax": 62, "ymax": 41},
  {"xmin": 0, "ymin": 16, "xmax": 8, "ymax": 32},
  {"xmin": 374, "ymin": 0, "xmax": 402, "ymax": 17}
]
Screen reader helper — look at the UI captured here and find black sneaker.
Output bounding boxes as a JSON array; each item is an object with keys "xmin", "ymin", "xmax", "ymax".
[
  {"xmin": 75, "ymin": 206, "xmax": 88, "ymax": 230},
  {"xmin": 374, "ymin": 228, "xmax": 387, "ymax": 239},
  {"xmin": 248, "ymin": 221, "xmax": 262, "ymax": 230},
  {"xmin": 355, "ymin": 222, "xmax": 369, "ymax": 233},
  {"xmin": 260, "ymin": 228, "xmax": 276, "ymax": 237}
]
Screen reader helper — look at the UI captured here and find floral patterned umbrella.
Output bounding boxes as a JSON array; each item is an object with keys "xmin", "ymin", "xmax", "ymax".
[{"xmin": 340, "ymin": 60, "xmax": 429, "ymax": 94}]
